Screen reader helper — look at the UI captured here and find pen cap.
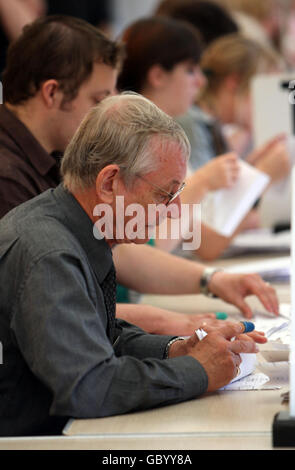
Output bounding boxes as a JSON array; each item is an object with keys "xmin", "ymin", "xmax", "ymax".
[{"xmin": 240, "ymin": 321, "xmax": 255, "ymax": 333}]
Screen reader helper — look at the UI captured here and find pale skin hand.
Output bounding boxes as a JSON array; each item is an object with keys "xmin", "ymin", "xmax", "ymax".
[
  {"xmin": 116, "ymin": 303, "xmax": 230, "ymax": 336},
  {"xmin": 168, "ymin": 322, "xmax": 264, "ymax": 392},
  {"xmin": 247, "ymin": 134, "xmax": 290, "ymax": 184},
  {"xmin": 208, "ymin": 271, "xmax": 279, "ymax": 319},
  {"xmin": 196, "ymin": 152, "xmax": 240, "ymax": 191}
]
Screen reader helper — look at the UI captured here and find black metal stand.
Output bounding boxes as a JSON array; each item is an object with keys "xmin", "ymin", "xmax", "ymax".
[{"xmin": 273, "ymin": 411, "xmax": 295, "ymax": 447}]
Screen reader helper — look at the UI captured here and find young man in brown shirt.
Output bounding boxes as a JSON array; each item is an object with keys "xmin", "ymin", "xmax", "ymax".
[{"xmin": 0, "ymin": 15, "xmax": 121, "ymax": 217}]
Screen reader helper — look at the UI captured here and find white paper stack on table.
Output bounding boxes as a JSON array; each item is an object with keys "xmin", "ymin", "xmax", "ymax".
[
  {"xmin": 201, "ymin": 160, "xmax": 270, "ymax": 238},
  {"xmin": 225, "ymin": 256, "xmax": 290, "ymax": 283},
  {"xmin": 226, "ymin": 228, "xmax": 291, "ymax": 256},
  {"xmin": 253, "ymin": 303, "xmax": 291, "ymax": 363}
]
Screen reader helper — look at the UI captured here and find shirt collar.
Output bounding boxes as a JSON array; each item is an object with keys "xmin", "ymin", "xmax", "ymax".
[
  {"xmin": 52, "ymin": 184, "xmax": 114, "ymax": 283},
  {"xmin": 0, "ymin": 105, "xmax": 58, "ymax": 176}
]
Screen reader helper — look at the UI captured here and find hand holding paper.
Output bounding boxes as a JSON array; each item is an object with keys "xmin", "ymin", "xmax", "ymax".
[{"xmin": 201, "ymin": 160, "xmax": 270, "ymax": 237}]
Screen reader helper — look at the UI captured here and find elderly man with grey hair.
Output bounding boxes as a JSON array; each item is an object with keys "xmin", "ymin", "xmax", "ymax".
[{"xmin": 0, "ymin": 93, "xmax": 264, "ymax": 437}]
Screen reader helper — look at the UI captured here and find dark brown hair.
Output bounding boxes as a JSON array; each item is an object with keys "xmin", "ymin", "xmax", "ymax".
[
  {"xmin": 3, "ymin": 15, "xmax": 125, "ymax": 105},
  {"xmin": 155, "ymin": 0, "xmax": 239, "ymax": 47},
  {"xmin": 117, "ymin": 16, "xmax": 202, "ymax": 93}
]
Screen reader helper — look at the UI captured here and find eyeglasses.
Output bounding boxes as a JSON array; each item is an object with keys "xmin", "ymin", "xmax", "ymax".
[
  {"xmin": 119, "ymin": 166, "xmax": 186, "ymax": 206},
  {"xmin": 135, "ymin": 174, "xmax": 186, "ymax": 206}
]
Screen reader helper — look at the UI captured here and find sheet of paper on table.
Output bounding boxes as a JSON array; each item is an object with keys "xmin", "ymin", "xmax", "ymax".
[
  {"xmin": 226, "ymin": 228, "xmax": 291, "ymax": 256},
  {"xmin": 225, "ymin": 256, "xmax": 290, "ymax": 283},
  {"xmin": 252, "ymin": 304, "xmax": 290, "ymax": 362}
]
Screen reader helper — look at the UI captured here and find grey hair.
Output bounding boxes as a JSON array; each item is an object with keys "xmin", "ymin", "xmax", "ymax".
[{"xmin": 60, "ymin": 92, "xmax": 190, "ymax": 191}]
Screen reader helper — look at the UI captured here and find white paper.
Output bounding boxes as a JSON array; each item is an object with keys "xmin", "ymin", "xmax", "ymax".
[
  {"xmin": 251, "ymin": 73, "xmax": 295, "ymax": 228},
  {"xmin": 220, "ymin": 373, "xmax": 270, "ymax": 391},
  {"xmin": 258, "ymin": 362, "xmax": 289, "ymax": 387},
  {"xmin": 201, "ymin": 160, "xmax": 270, "ymax": 237},
  {"xmin": 225, "ymin": 256, "xmax": 290, "ymax": 283},
  {"xmin": 252, "ymin": 73, "xmax": 295, "ymax": 148},
  {"xmin": 229, "ymin": 228, "xmax": 291, "ymax": 254},
  {"xmin": 253, "ymin": 309, "xmax": 290, "ymax": 345}
]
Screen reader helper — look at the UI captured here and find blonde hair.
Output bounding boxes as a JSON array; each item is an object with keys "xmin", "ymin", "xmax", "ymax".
[
  {"xmin": 61, "ymin": 93, "xmax": 190, "ymax": 191},
  {"xmin": 199, "ymin": 33, "xmax": 280, "ymax": 101}
]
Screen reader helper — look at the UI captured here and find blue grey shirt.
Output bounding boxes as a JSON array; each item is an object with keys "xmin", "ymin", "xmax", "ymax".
[
  {"xmin": 177, "ymin": 105, "xmax": 229, "ymax": 172},
  {"xmin": 0, "ymin": 184, "xmax": 208, "ymax": 436}
]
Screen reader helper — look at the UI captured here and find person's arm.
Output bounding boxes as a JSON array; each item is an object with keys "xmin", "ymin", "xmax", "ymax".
[
  {"xmin": 193, "ymin": 214, "xmax": 258, "ymax": 261},
  {"xmin": 114, "ymin": 243, "xmax": 205, "ymax": 295},
  {"xmin": 0, "ymin": 0, "xmax": 45, "ymax": 40},
  {"xmin": 114, "ymin": 243, "xmax": 279, "ymax": 319},
  {"xmin": 116, "ymin": 303, "xmax": 219, "ymax": 336},
  {"xmin": 246, "ymin": 134, "xmax": 291, "ymax": 186},
  {"xmin": 14, "ymin": 250, "xmax": 207, "ymax": 419}
]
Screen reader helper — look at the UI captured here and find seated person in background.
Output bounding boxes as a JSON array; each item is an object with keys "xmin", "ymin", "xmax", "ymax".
[
  {"xmin": 0, "ymin": 15, "xmax": 122, "ymax": 216},
  {"xmin": 178, "ymin": 33, "xmax": 290, "ymax": 176},
  {"xmin": 117, "ymin": 17, "xmax": 287, "ymax": 263},
  {"xmin": 0, "ymin": 93, "xmax": 267, "ymax": 437},
  {"xmin": 0, "ymin": 16, "xmax": 278, "ymax": 337},
  {"xmin": 215, "ymin": 0, "xmax": 280, "ymax": 50},
  {"xmin": 155, "ymin": 1, "xmax": 290, "ymax": 183}
]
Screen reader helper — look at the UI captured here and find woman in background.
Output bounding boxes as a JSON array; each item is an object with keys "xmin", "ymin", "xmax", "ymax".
[
  {"xmin": 117, "ymin": 16, "xmax": 248, "ymax": 261},
  {"xmin": 178, "ymin": 34, "xmax": 289, "ymax": 179}
]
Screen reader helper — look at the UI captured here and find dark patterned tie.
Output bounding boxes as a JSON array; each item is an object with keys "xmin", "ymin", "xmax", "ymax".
[{"xmin": 100, "ymin": 263, "xmax": 120, "ymax": 344}]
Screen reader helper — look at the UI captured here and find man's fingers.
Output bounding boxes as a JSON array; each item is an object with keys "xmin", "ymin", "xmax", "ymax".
[
  {"xmin": 245, "ymin": 331, "xmax": 268, "ymax": 344},
  {"xmin": 212, "ymin": 321, "xmax": 246, "ymax": 340},
  {"xmin": 229, "ymin": 338, "xmax": 259, "ymax": 355}
]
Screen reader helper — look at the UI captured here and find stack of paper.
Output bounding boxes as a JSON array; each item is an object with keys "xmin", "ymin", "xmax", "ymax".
[
  {"xmin": 226, "ymin": 256, "xmax": 290, "ymax": 283},
  {"xmin": 201, "ymin": 160, "xmax": 270, "ymax": 237},
  {"xmin": 253, "ymin": 304, "xmax": 290, "ymax": 362},
  {"xmin": 227, "ymin": 228, "xmax": 291, "ymax": 256}
]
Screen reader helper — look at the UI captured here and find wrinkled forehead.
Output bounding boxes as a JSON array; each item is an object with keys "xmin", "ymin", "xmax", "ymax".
[
  {"xmin": 150, "ymin": 134, "xmax": 190, "ymax": 164},
  {"xmin": 148, "ymin": 136, "xmax": 188, "ymax": 182}
]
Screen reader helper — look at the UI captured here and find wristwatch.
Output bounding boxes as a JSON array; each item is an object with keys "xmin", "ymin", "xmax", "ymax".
[
  {"xmin": 164, "ymin": 337, "xmax": 185, "ymax": 359},
  {"xmin": 199, "ymin": 267, "xmax": 222, "ymax": 297}
]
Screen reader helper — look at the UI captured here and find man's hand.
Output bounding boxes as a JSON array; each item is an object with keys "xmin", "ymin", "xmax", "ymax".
[
  {"xmin": 207, "ymin": 271, "xmax": 279, "ymax": 318},
  {"xmin": 169, "ymin": 322, "xmax": 261, "ymax": 391}
]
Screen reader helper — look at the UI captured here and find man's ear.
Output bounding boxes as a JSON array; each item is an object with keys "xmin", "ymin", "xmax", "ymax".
[
  {"xmin": 40, "ymin": 79, "xmax": 63, "ymax": 109},
  {"xmin": 147, "ymin": 64, "xmax": 168, "ymax": 90},
  {"xmin": 95, "ymin": 165, "xmax": 121, "ymax": 204}
]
